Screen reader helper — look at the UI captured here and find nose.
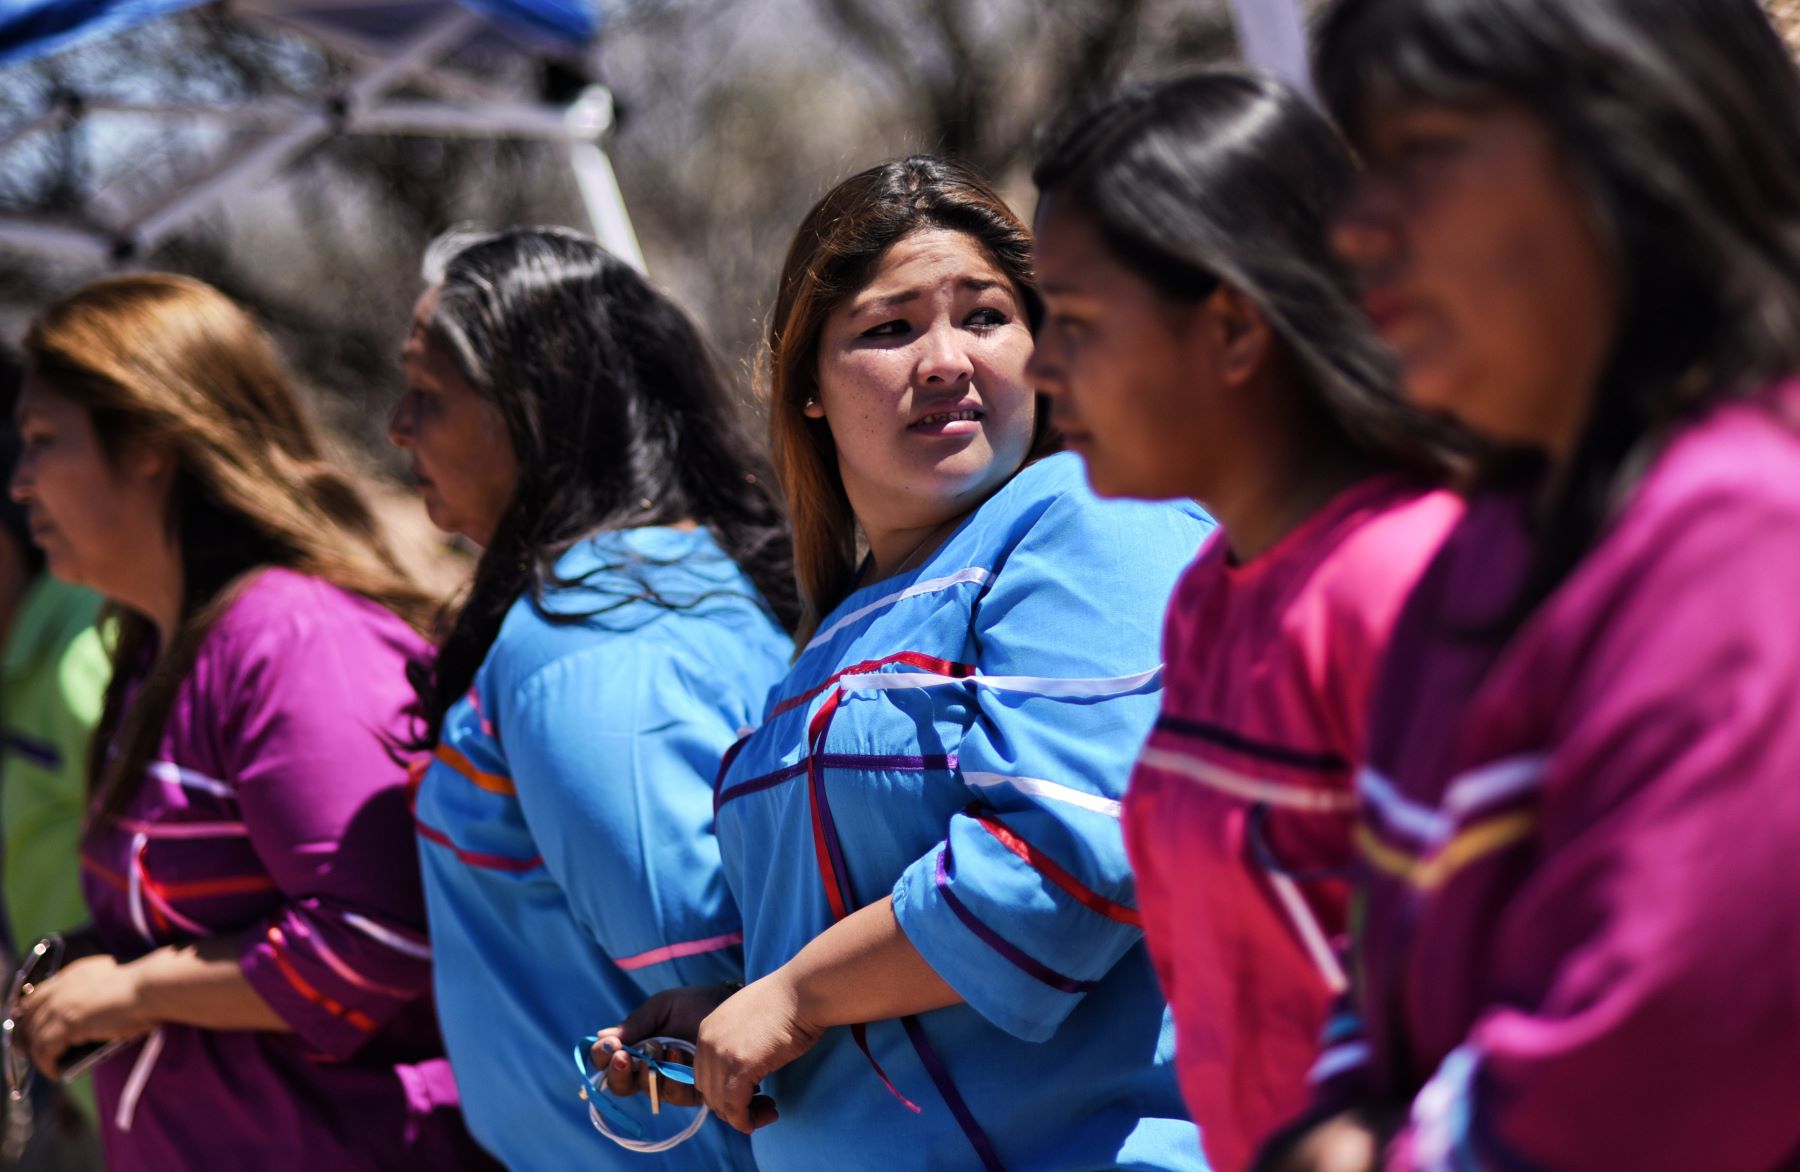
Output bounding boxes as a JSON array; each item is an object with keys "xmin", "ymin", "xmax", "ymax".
[
  {"xmin": 386, "ymin": 391, "xmax": 415, "ymax": 449},
  {"xmin": 916, "ymin": 320, "xmax": 975, "ymax": 387},
  {"xmin": 1330, "ymin": 178, "xmax": 1403, "ymax": 280}
]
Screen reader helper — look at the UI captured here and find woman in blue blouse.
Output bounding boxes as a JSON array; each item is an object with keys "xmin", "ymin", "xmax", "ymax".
[
  {"xmin": 603, "ymin": 159, "xmax": 1213, "ymax": 1170},
  {"xmin": 391, "ymin": 228, "xmax": 797, "ymax": 1170}
]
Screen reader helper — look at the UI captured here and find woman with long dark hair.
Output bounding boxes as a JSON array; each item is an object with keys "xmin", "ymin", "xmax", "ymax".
[
  {"xmin": 1029, "ymin": 70, "xmax": 1465, "ymax": 1172},
  {"xmin": 393, "ymin": 227, "xmax": 795, "ymax": 1171},
  {"xmin": 600, "ymin": 156, "xmax": 1211, "ymax": 1171},
  {"xmin": 1259, "ymin": 1, "xmax": 1800, "ymax": 1169},
  {"xmin": 9, "ymin": 274, "xmax": 490, "ymax": 1170}
]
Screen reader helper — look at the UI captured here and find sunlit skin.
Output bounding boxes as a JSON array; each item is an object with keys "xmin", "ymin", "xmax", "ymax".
[
  {"xmin": 10, "ymin": 376, "xmax": 181, "ymax": 643},
  {"xmin": 808, "ymin": 226, "xmax": 1038, "ymax": 578},
  {"xmin": 1029, "ymin": 195, "xmax": 1220, "ymax": 501},
  {"xmin": 388, "ymin": 286, "xmax": 520, "ymax": 547},
  {"xmin": 1031, "ymin": 195, "xmax": 1371, "ymax": 561},
  {"xmin": 1332, "ymin": 101, "xmax": 1619, "ymax": 459}
]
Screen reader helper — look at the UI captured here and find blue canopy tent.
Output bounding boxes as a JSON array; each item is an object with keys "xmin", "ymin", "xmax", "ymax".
[{"xmin": 0, "ymin": 0, "xmax": 642, "ymax": 268}]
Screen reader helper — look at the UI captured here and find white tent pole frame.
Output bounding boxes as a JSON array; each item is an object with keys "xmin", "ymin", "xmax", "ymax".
[
  {"xmin": 75, "ymin": 96, "xmax": 575, "ymax": 138},
  {"xmin": 564, "ymin": 86, "xmax": 645, "ymax": 273},
  {"xmin": 0, "ymin": 7, "xmax": 647, "ymax": 275},
  {"xmin": 236, "ymin": 3, "xmax": 509, "ymax": 104},
  {"xmin": 1226, "ymin": 0, "xmax": 1316, "ymax": 102},
  {"xmin": 0, "ymin": 221, "xmax": 113, "ymax": 263},
  {"xmin": 0, "ymin": 105, "xmax": 72, "ymax": 157},
  {"xmin": 120, "ymin": 5, "xmax": 484, "ymax": 256}
]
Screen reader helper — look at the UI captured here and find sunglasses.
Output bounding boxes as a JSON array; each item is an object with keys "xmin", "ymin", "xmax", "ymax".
[
  {"xmin": 3, "ymin": 934, "xmax": 132, "ymax": 1106},
  {"xmin": 572, "ymin": 1034, "xmax": 709, "ymax": 1153}
]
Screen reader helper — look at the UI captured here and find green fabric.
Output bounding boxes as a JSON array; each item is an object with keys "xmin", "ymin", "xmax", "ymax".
[{"xmin": 2, "ymin": 577, "xmax": 108, "ymax": 952}]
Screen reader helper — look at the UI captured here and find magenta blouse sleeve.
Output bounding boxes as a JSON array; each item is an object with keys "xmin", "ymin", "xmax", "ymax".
[
  {"xmin": 219, "ymin": 589, "xmax": 432, "ymax": 1060},
  {"xmin": 1387, "ymin": 486, "xmax": 1800, "ymax": 1172}
]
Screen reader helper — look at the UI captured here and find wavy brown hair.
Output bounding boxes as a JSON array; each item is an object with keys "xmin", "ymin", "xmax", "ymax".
[
  {"xmin": 766, "ymin": 155, "xmax": 1056, "ymax": 641},
  {"xmin": 24, "ymin": 274, "xmax": 434, "ymax": 822}
]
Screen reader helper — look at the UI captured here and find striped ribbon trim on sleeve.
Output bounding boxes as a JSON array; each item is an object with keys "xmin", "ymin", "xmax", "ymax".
[
  {"xmin": 963, "ymin": 805, "xmax": 1140, "ymax": 928},
  {"xmin": 263, "ymin": 924, "xmax": 380, "ymax": 1034},
  {"xmin": 800, "ymin": 657, "xmax": 1007, "ymax": 1169}
]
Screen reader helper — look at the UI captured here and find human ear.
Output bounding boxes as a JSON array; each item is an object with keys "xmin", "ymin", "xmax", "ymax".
[
  {"xmin": 121, "ymin": 438, "xmax": 176, "ymax": 487},
  {"xmin": 1207, "ymin": 285, "xmax": 1274, "ymax": 389}
]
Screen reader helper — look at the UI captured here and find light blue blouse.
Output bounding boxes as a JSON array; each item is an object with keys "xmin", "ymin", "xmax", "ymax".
[
  {"xmin": 715, "ymin": 454, "xmax": 1216, "ymax": 1171},
  {"xmin": 416, "ymin": 526, "xmax": 790, "ymax": 1171}
]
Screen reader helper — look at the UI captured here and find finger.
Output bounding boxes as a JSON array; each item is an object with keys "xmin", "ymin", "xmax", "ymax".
[
  {"xmin": 601, "ymin": 1045, "xmax": 645, "ymax": 1097},
  {"xmin": 747, "ymin": 1094, "xmax": 779, "ymax": 1131},
  {"xmin": 25, "ymin": 1015, "xmax": 64, "ymax": 1080},
  {"xmin": 715, "ymin": 1069, "xmax": 757, "ymax": 1134},
  {"xmin": 652, "ymin": 1082, "xmax": 703, "ymax": 1108}
]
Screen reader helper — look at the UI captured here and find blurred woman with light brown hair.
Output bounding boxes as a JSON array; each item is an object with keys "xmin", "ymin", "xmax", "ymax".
[{"xmin": 7, "ymin": 273, "xmax": 493, "ymax": 1171}]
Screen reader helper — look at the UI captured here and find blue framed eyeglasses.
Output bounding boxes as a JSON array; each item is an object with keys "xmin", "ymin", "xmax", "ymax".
[{"xmin": 572, "ymin": 1035, "xmax": 708, "ymax": 1153}]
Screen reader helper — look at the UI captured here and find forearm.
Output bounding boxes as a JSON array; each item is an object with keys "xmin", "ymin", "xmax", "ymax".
[
  {"xmin": 776, "ymin": 896, "xmax": 961, "ymax": 1028},
  {"xmin": 129, "ymin": 935, "xmax": 290, "ymax": 1033}
]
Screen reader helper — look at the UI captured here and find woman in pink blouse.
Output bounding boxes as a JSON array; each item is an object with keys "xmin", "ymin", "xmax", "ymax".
[
  {"xmin": 1029, "ymin": 72, "xmax": 1467, "ymax": 1170},
  {"xmin": 9, "ymin": 274, "xmax": 492, "ymax": 1169}
]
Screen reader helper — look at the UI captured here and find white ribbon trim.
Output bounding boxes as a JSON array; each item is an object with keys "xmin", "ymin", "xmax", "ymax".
[
  {"xmin": 1360, "ymin": 753, "xmax": 1547, "ymax": 846},
  {"xmin": 145, "ymin": 761, "xmax": 233, "ymax": 800},
  {"xmin": 113, "ymin": 1028, "xmax": 165, "ymax": 1133},
  {"xmin": 838, "ymin": 664, "xmax": 1163, "ymax": 700},
  {"xmin": 962, "ymin": 772, "xmax": 1123, "ymax": 820},
  {"xmin": 1309, "ymin": 1040, "xmax": 1371, "ymax": 1085},
  {"xmin": 804, "ymin": 567, "xmax": 992, "ymax": 652},
  {"xmin": 342, "ymin": 913, "xmax": 432, "ymax": 961},
  {"xmin": 1139, "ymin": 747, "xmax": 1357, "ymax": 813}
]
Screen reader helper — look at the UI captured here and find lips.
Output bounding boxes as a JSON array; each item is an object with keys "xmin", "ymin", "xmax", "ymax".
[
  {"xmin": 907, "ymin": 399, "xmax": 986, "ymax": 436},
  {"xmin": 909, "ymin": 409, "xmax": 982, "ymax": 430}
]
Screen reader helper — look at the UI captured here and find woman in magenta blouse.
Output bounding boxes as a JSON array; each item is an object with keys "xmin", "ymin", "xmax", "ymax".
[{"xmin": 9, "ymin": 274, "xmax": 492, "ymax": 1169}]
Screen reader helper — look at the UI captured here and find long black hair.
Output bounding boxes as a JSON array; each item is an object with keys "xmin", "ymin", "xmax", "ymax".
[
  {"xmin": 1316, "ymin": 0, "xmax": 1800, "ymax": 618},
  {"xmin": 406, "ymin": 227, "xmax": 799, "ymax": 746},
  {"xmin": 1032, "ymin": 68, "xmax": 1469, "ymax": 486}
]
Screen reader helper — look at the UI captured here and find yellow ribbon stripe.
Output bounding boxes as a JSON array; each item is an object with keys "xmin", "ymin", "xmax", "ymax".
[{"xmin": 1356, "ymin": 812, "xmax": 1536, "ymax": 891}]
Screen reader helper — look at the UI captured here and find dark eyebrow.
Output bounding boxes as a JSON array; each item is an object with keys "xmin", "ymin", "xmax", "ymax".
[{"xmin": 850, "ymin": 277, "xmax": 1009, "ymax": 316}]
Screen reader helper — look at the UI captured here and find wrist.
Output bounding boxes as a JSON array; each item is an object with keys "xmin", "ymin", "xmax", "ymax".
[
  {"xmin": 766, "ymin": 963, "xmax": 830, "ymax": 1034},
  {"xmin": 120, "ymin": 949, "xmax": 171, "ymax": 1031}
]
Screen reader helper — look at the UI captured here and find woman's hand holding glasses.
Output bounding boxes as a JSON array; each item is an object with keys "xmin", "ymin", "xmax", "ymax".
[
  {"xmin": 13, "ymin": 951, "xmax": 149, "ymax": 1080},
  {"xmin": 592, "ymin": 983, "xmax": 732, "ymax": 1109},
  {"xmin": 588, "ymin": 977, "xmax": 823, "ymax": 1142}
]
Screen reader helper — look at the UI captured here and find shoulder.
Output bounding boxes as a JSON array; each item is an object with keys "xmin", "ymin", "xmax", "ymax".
[
  {"xmin": 1632, "ymin": 386, "xmax": 1800, "ymax": 528},
  {"xmin": 487, "ymin": 530, "xmax": 789, "ymax": 707},
  {"xmin": 203, "ymin": 568, "xmax": 423, "ymax": 669},
  {"xmin": 979, "ymin": 452, "xmax": 1215, "ymax": 580},
  {"xmin": 1560, "ymin": 389, "xmax": 1800, "ymax": 612},
  {"xmin": 1308, "ymin": 483, "xmax": 1465, "ymax": 631}
]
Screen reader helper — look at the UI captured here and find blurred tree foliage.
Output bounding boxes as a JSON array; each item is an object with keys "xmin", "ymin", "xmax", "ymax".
[{"xmin": 0, "ymin": 0, "xmax": 1243, "ymax": 470}]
